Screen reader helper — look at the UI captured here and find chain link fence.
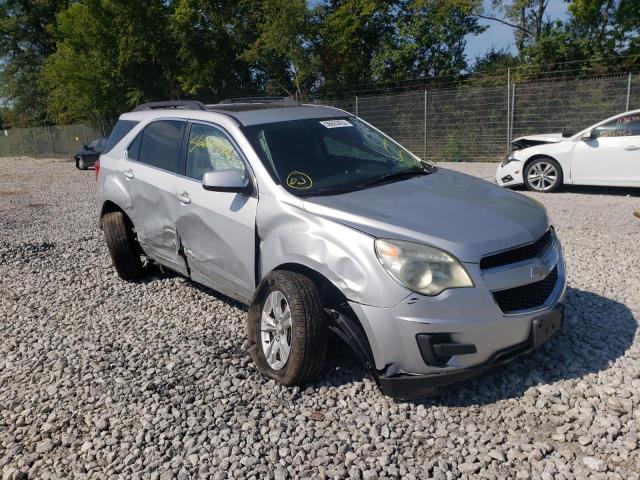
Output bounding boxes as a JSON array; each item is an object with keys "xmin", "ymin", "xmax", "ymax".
[
  {"xmin": 0, "ymin": 120, "xmax": 113, "ymax": 159},
  {"xmin": 321, "ymin": 72, "xmax": 639, "ymax": 162},
  {"xmin": 1, "ymin": 73, "xmax": 638, "ymax": 162}
]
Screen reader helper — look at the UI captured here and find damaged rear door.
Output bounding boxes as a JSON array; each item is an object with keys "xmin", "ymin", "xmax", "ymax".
[
  {"xmin": 124, "ymin": 119, "xmax": 188, "ymax": 275},
  {"xmin": 173, "ymin": 121, "xmax": 257, "ymax": 303}
]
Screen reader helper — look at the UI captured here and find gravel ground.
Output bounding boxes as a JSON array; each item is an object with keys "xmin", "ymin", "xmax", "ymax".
[{"xmin": 1, "ymin": 156, "xmax": 640, "ymax": 480}]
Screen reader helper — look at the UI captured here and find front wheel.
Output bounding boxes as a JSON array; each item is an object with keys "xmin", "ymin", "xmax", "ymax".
[
  {"xmin": 248, "ymin": 271, "xmax": 327, "ymax": 386},
  {"xmin": 524, "ymin": 158, "xmax": 563, "ymax": 192}
]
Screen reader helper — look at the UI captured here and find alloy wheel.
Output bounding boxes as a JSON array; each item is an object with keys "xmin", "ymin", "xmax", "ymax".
[
  {"xmin": 260, "ymin": 290, "xmax": 292, "ymax": 370},
  {"xmin": 527, "ymin": 162, "xmax": 558, "ymax": 191}
]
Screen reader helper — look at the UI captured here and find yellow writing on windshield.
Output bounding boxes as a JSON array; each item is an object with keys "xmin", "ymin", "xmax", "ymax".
[{"xmin": 286, "ymin": 171, "xmax": 313, "ymax": 190}]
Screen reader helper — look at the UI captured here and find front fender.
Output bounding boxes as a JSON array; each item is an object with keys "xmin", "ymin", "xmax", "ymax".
[{"xmin": 257, "ymin": 195, "xmax": 409, "ymax": 308}]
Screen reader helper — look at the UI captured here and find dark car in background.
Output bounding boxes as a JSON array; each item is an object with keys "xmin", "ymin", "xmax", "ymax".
[{"xmin": 75, "ymin": 137, "xmax": 107, "ymax": 170}]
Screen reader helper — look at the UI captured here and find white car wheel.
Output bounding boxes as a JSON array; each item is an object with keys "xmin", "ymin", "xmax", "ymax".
[{"xmin": 524, "ymin": 159, "xmax": 562, "ymax": 193}]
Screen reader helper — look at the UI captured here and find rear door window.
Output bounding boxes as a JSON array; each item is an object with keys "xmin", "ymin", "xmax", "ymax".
[{"xmin": 137, "ymin": 120, "xmax": 185, "ymax": 172}]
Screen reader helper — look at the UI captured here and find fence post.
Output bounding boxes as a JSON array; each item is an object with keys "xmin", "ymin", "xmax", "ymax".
[
  {"xmin": 46, "ymin": 126, "xmax": 54, "ymax": 157},
  {"xmin": 510, "ymin": 84, "xmax": 516, "ymax": 145},
  {"xmin": 63, "ymin": 125, "xmax": 71, "ymax": 157},
  {"xmin": 506, "ymin": 68, "xmax": 511, "ymax": 153},
  {"xmin": 355, "ymin": 96, "xmax": 359, "ymax": 117},
  {"xmin": 82, "ymin": 123, "xmax": 87, "ymax": 144},
  {"xmin": 626, "ymin": 73, "xmax": 632, "ymax": 112},
  {"xmin": 423, "ymin": 90, "xmax": 428, "ymax": 161},
  {"xmin": 32, "ymin": 128, "xmax": 39, "ymax": 158},
  {"xmin": 18, "ymin": 129, "xmax": 25, "ymax": 156}
]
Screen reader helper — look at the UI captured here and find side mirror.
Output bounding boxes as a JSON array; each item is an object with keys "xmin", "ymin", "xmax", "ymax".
[
  {"xmin": 581, "ymin": 130, "xmax": 595, "ymax": 141},
  {"xmin": 202, "ymin": 170, "xmax": 252, "ymax": 195}
]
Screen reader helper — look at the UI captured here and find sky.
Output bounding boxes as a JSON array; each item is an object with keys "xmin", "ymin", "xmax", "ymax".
[{"xmin": 465, "ymin": 0, "xmax": 570, "ymax": 64}]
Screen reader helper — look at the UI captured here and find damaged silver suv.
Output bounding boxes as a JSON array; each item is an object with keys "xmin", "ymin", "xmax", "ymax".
[{"xmin": 97, "ymin": 98, "xmax": 566, "ymax": 398}]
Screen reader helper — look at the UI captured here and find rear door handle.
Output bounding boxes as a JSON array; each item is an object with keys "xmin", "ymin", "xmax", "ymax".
[
  {"xmin": 177, "ymin": 192, "xmax": 191, "ymax": 204},
  {"xmin": 123, "ymin": 169, "xmax": 134, "ymax": 179},
  {"xmin": 624, "ymin": 145, "xmax": 640, "ymax": 151}
]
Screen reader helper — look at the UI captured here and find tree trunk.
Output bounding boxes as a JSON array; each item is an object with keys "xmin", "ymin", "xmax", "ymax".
[
  {"xmin": 596, "ymin": 0, "xmax": 614, "ymax": 46},
  {"xmin": 535, "ymin": 0, "xmax": 546, "ymax": 43},
  {"xmin": 517, "ymin": 5, "xmax": 526, "ymax": 51}
]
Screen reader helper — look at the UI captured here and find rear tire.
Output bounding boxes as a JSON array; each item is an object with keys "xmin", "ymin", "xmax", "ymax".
[
  {"xmin": 102, "ymin": 211, "xmax": 144, "ymax": 280},
  {"xmin": 248, "ymin": 271, "xmax": 327, "ymax": 386},
  {"xmin": 524, "ymin": 157, "xmax": 562, "ymax": 193}
]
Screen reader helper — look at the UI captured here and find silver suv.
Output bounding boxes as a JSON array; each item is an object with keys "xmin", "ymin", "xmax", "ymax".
[{"xmin": 97, "ymin": 98, "xmax": 566, "ymax": 398}]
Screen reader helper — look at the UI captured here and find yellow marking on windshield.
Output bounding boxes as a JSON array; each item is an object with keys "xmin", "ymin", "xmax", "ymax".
[{"xmin": 286, "ymin": 171, "xmax": 313, "ymax": 190}]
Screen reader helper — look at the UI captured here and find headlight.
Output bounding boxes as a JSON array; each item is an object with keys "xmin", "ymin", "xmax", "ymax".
[
  {"xmin": 501, "ymin": 154, "xmax": 516, "ymax": 167},
  {"xmin": 375, "ymin": 239, "xmax": 474, "ymax": 296}
]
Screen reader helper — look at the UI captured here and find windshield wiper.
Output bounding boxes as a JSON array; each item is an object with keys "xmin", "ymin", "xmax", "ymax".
[
  {"xmin": 297, "ymin": 186, "xmax": 361, "ymax": 196},
  {"xmin": 355, "ymin": 166, "xmax": 430, "ymax": 190}
]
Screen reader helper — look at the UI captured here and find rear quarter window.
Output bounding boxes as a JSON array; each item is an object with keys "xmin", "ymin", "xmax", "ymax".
[{"xmin": 103, "ymin": 120, "xmax": 139, "ymax": 154}]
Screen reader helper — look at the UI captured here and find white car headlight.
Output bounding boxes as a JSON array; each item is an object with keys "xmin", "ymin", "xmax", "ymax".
[
  {"xmin": 501, "ymin": 154, "xmax": 516, "ymax": 167},
  {"xmin": 375, "ymin": 239, "xmax": 474, "ymax": 296}
]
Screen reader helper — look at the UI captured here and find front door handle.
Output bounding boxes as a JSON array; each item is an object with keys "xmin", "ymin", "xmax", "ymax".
[
  {"xmin": 624, "ymin": 145, "xmax": 640, "ymax": 151},
  {"xmin": 123, "ymin": 169, "xmax": 134, "ymax": 179},
  {"xmin": 177, "ymin": 192, "xmax": 191, "ymax": 204}
]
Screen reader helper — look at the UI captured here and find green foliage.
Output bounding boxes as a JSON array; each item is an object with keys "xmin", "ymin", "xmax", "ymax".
[
  {"xmin": 314, "ymin": 0, "xmax": 394, "ymax": 95},
  {"xmin": 0, "ymin": 0, "xmax": 638, "ymax": 125},
  {"xmin": 371, "ymin": 0, "xmax": 485, "ymax": 82},
  {"xmin": 0, "ymin": 0, "xmax": 69, "ymax": 125},
  {"xmin": 171, "ymin": 0, "xmax": 255, "ymax": 100},
  {"xmin": 41, "ymin": 0, "xmax": 179, "ymax": 123},
  {"xmin": 241, "ymin": 0, "xmax": 316, "ymax": 99}
]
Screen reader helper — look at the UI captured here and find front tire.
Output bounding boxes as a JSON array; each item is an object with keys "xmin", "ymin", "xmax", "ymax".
[
  {"xmin": 102, "ymin": 211, "xmax": 144, "ymax": 280},
  {"xmin": 248, "ymin": 271, "xmax": 327, "ymax": 386},
  {"xmin": 524, "ymin": 157, "xmax": 562, "ymax": 192}
]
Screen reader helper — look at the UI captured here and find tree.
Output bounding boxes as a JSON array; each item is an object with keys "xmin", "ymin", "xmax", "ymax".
[
  {"xmin": 240, "ymin": 0, "xmax": 316, "ymax": 99},
  {"xmin": 475, "ymin": 0, "xmax": 550, "ymax": 51},
  {"xmin": 0, "ymin": 0, "xmax": 69, "ymax": 125},
  {"xmin": 41, "ymin": 0, "xmax": 179, "ymax": 123},
  {"xmin": 314, "ymin": 0, "xmax": 394, "ymax": 95},
  {"xmin": 371, "ymin": 0, "xmax": 486, "ymax": 83},
  {"xmin": 171, "ymin": 0, "xmax": 256, "ymax": 101}
]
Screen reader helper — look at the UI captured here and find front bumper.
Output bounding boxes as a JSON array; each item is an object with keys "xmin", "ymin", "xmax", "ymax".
[
  {"xmin": 495, "ymin": 160, "xmax": 525, "ymax": 187},
  {"xmin": 349, "ymin": 233, "xmax": 566, "ymax": 398},
  {"xmin": 378, "ymin": 304, "xmax": 564, "ymax": 399}
]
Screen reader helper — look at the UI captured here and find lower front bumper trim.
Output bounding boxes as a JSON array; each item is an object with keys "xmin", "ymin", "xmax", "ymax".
[
  {"xmin": 378, "ymin": 303, "xmax": 564, "ymax": 400},
  {"xmin": 379, "ymin": 341, "xmax": 533, "ymax": 399}
]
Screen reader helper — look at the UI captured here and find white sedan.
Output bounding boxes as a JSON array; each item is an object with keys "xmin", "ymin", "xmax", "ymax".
[{"xmin": 496, "ymin": 110, "xmax": 640, "ymax": 192}]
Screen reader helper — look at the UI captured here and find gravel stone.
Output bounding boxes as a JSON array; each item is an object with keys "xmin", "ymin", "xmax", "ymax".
[
  {"xmin": 35, "ymin": 439, "xmax": 56, "ymax": 454},
  {"xmin": 583, "ymin": 456, "xmax": 606, "ymax": 472},
  {"xmin": 1, "ymin": 158, "xmax": 639, "ymax": 478}
]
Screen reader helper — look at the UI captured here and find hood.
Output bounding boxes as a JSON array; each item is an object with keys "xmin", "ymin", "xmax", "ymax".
[
  {"xmin": 511, "ymin": 133, "xmax": 567, "ymax": 149},
  {"xmin": 302, "ymin": 168, "xmax": 549, "ymax": 263}
]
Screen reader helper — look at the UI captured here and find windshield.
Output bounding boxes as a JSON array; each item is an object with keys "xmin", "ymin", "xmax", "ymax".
[{"xmin": 243, "ymin": 117, "xmax": 426, "ymax": 195}]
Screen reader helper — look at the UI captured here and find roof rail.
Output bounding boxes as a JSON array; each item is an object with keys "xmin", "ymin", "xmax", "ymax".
[
  {"xmin": 218, "ymin": 96, "xmax": 299, "ymax": 106},
  {"xmin": 132, "ymin": 100, "xmax": 207, "ymax": 112}
]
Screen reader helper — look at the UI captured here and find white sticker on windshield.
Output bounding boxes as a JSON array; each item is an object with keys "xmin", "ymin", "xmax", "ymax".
[{"xmin": 319, "ymin": 119, "xmax": 353, "ymax": 128}]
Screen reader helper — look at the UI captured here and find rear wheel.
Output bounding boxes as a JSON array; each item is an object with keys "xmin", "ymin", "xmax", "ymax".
[
  {"xmin": 102, "ymin": 211, "xmax": 143, "ymax": 280},
  {"xmin": 524, "ymin": 158, "xmax": 562, "ymax": 192},
  {"xmin": 248, "ymin": 271, "xmax": 327, "ymax": 385}
]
